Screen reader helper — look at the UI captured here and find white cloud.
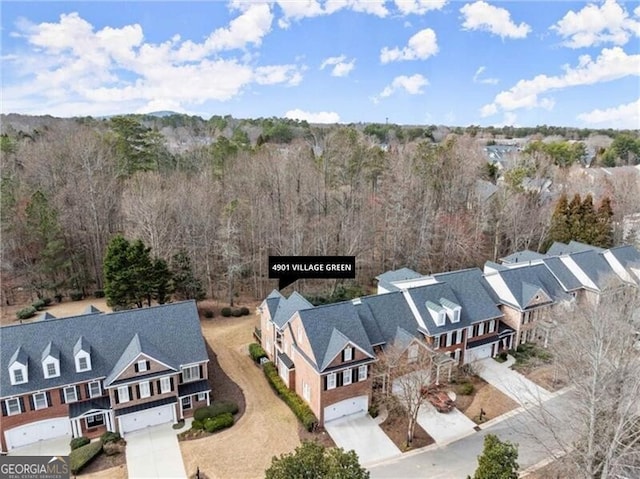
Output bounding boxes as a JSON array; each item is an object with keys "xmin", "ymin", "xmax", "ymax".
[
  {"xmin": 394, "ymin": 0, "xmax": 447, "ymax": 16},
  {"xmin": 480, "ymin": 47, "xmax": 640, "ymax": 116},
  {"xmin": 473, "ymin": 66, "xmax": 499, "ymax": 84},
  {"xmin": 320, "ymin": 55, "xmax": 355, "ymax": 77},
  {"xmin": 377, "ymin": 74, "xmax": 428, "ymax": 100},
  {"xmin": 460, "ymin": 1, "xmax": 531, "ymax": 39},
  {"xmin": 551, "ymin": 0, "xmax": 640, "ymax": 49},
  {"xmin": 2, "ymin": 11, "xmax": 304, "ymax": 116},
  {"xmin": 276, "ymin": 0, "xmax": 388, "ymax": 27},
  {"xmin": 285, "ymin": 108, "xmax": 340, "ymax": 123},
  {"xmin": 380, "ymin": 28, "xmax": 438, "ymax": 63},
  {"xmin": 577, "ymin": 98, "xmax": 640, "ymax": 129}
]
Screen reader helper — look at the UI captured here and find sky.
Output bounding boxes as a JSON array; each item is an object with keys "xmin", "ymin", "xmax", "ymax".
[{"xmin": 1, "ymin": 0, "xmax": 639, "ymax": 128}]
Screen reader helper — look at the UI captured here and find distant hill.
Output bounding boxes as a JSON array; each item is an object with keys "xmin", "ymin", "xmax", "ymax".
[{"xmin": 144, "ymin": 111, "xmax": 183, "ymax": 118}]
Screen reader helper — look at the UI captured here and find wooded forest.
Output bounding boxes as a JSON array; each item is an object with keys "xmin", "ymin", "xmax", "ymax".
[{"xmin": 1, "ymin": 113, "xmax": 639, "ymax": 306}]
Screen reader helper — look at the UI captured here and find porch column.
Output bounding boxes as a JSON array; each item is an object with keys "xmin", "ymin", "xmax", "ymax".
[
  {"xmin": 447, "ymin": 363, "xmax": 452, "ymax": 382},
  {"xmin": 435, "ymin": 365, "xmax": 441, "ymax": 386},
  {"xmin": 71, "ymin": 419, "xmax": 81, "ymax": 438},
  {"xmin": 206, "ymin": 391, "xmax": 211, "ymax": 406},
  {"xmin": 105, "ymin": 411, "xmax": 115, "ymax": 432},
  {"xmin": 543, "ymin": 329, "xmax": 549, "ymax": 349}
]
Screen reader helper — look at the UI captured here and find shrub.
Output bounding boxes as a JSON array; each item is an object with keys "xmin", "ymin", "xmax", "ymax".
[
  {"xmin": 94, "ymin": 289, "xmax": 105, "ymax": 298},
  {"xmin": 203, "ymin": 413, "xmax": 234, "ymax": 433},
  {"xmin": 32, "ymin": 298, "xmax": 47, "ymax": 310},
  {"xmin": 42, "ymin": 297, "xmax": 53, "ymax": 306},
  {"xmin": 263, "ymin": 361, "xmax": 318, "ymax": 431},
  {"xmin": 70, "ymin": 291, "xmax": 83, "ymax": 301},
  {"xmin": 193, "ymin": 401, "xmax": 239, "ymax": 421},
  {"xmin": 231, "ymin": 308, "xmax": 243, "ymax": 317},
  {"xmin": 70, "ymin": 441, "xmax": 103, "ymax": 474},
  {"xmin": 54, "ymin": 293, "xmax": 63, "ymax": 303},
  {"xmin": 458, "ymin": 382, "xmax": 475, "ymax": 396},
  {"xmin": 16, "ymin": 306, "xmax": 37, "ymax": 320},
  {"xmin": 70, "ymin": 436, "xmax": 90, "ymax": 450},
  {"xmin": 498, "ymin": 351, "xmax": 508, "ymax": 361},
  {"xmin": 368, "ymin": 403, "xmax": 379, "ymax": 418},
  {"xmin": 240, "ymin": 307, "xmax": 250, "ymax": 316},
  {"xmin": 249, "ymin": 343, "xmax": 267, "ymax": 363},
  {"xmin": 100, "ymin": 431, "xmax": 121, "ymax": 444},
  {"xmin": 103, "ymin": 441, "xmax": 124, "ymax": 456},
  {"xmin": 202, "ymin": 309, "xmax": 214, "ymax": 318},
  {"xmin": 221, "ymin": 307, "xmax": 232, "ymax": 317},
  {"xmin": 191, "ymin": 419, "xmax": 204, "ymax": 430}
]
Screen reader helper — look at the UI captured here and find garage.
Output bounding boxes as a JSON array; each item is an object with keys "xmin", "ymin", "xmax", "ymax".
[
  {"xmin": 465, "ymin": 343, "xmax": 494, "ymax": 363},
  {"xmin": 324, "ymin": 395, "xmax": 368, "ymax": 423},
  {"xmin": 5, "ymin": 417, "xmax": 71, "ymax": 450},
  {"xmin": 119, "ymin": 404, "xmax": 175, "ymax": 434}
]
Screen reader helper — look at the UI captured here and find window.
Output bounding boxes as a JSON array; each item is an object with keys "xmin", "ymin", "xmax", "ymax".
[
  {"xmin": 137, "ymin": 360, "xmax": 148, "ymax": 372},
  {"xmin": 64, "ymin": 386, "xmax": 78, "ymax": 403},
  {"xmin": 446, "ymin": 332, "xmax": 452, "ymax": 347},
  {"xmin": 303, "ymin": 382, "xmax": 310, "ymax": 401},
  {"xmin": 433, "ymin": 336, "xmax": 440, "ymax": 349},
  {"xmin": 182, "ymin": 365, "xmax": 200, "ymax": 382},
  {"xmin": 456, "ymin": 329, "xmax": 463, "ymax": 344},
  {"xmin": 117, "ymin": 386, "xmax": 130, "ymax": 403},
  {"xmin": 439, "ymin": 335, "xmax": 447, "ymax": 348},
  {"xmin": 488, "ymin": 320, "xmax": 495, "ymax": 333},
  {"xmin": 89, "ymin": 381, "xmax": 102, "ymax": 398},
  {"xmin": 139, "ymin": 381, "xmax": 150, "ymax": 399},
  {"xmin": 343, "ymin": 347, "xmax": 353, "ymax": 362},
  {"xmin": 343, "ymin": 369, "xmax": 352, "ymax": 386},
  {"xmin": 408, "ymin": 344, "xmax": 419, "ymax": 362},
  {"xmin": 358, "ymin": 365, "xmax": 367, "ymax": 381},
  {"xmin": 197, "ymin": 393, "xmax": 206, "ymax": 402},
  {"xmin": 160, "ymin": 377, "xmax": 171, "ymax": 394},
  {"xmin": 327, "ymin": 373, "xmax": 336, "ymax": 390},
  {"xmin": 6, "ymin": 398, "xmax": 21, "ymax": 416},
  {"xmin": 86, "ymin": 415, "xmax": 104, "ymax": 428},
  {"xmin": 33, "ymin": 392, "xmax": 48, "ymax": 410},
  {"xmin": 181, "ymin": 396, "xmax": 192, "ymax": 410},
  {"xmin": 12, "ymin": 369, "xmax": 24, "ymax": 384},
  {"xmin": 478, "ymin": 323, "xmax": 485, "ymax": 336},
  {"xmin": 78, "ymin": 357, "xmax": 89, "ymax": 371},
  {"xmin": 44, "ymin": 362, "xmax": 59, "ymax": 378}
]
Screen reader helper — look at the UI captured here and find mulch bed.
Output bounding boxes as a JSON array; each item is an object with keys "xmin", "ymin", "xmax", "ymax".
[
  {"xmin": 379, "ymin": 408, "xmax": 434, "ymax": 452},
  {"xmin": 78, "ymin": 446, "xmax": 126, "ymax": 475}
]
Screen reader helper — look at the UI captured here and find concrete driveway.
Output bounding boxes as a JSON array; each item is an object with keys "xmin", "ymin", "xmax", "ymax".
[
  {"xmin": 126, "ymin": 423, "xmax": 186, "ymax": 478},
  {"xmin": 324, "ymin": 413, "xmax": 401, "ymax": 466},
  {"xmin": 416, "ymin": 402, "xmax": 477, "ymax": 445},
  {"xmin": 7, "ymin": 435, "xmax": 70, "ymax": 456},
  {"xmin": 476, "ymin": 357, "xmax": 552, "ymax": 407}
]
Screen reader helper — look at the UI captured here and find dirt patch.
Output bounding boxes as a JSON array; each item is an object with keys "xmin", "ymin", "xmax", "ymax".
[
  {"xmin": 378, "ymin": 407, "xmax": 434, "ymax": 452},
  {"xmin": 79, "ymin": 450, "xmax": 126, "ymax": 478},
  {"xmin": 522, "ymin": 455, "xmax": 574, "ymax": 478},
  {"xmin": 524, "ymin": 365, "xmax": 567, "ymax": 392},
  {"xmin": 180, "ymin": 312, "xmax": 301, "ymax": 479},
  {"xmin": 449, "ymin": 375, "xmax": 488, "ymax": 412},
  {"xmin": 298, "ymin": 424, "xmax": 336, "ymax": 448},
  {"xmin": 1, "ymin": 298, "xmax": 111, "ymax": 326},
  {"xmin": 457, "ymin": 383, "xmax": 519, "ymax": 424}
]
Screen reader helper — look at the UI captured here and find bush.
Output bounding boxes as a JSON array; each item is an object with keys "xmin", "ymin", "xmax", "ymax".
[
  {"xmin": 263, "ymin": 361, "xmax": 318, "ymax": 431},
  {"xmin": 70, "ymin": 436, "xmax": 90, "ymax": 450},
  {"xmin": 94, "ymin": 289, "xmax": 105, "ymax": 298},
  {"xmin": 193, "ymin": 401, "xmax": 239, "ymax": 422},
  {"xmin": 203, "ymin": 309, "xmax": 214, "ymax": 318},
  {"xmin": 42, "ymin": 297, "xmax": 53, "ymax": 306},
  {"xmin": 69, "ymin": 441, "xmax": 103, "ymax": 474},
  {"xmin": 203, "ymin": 413, "xmax": 234, "ymax": 433},
  {"xmin": 249, "ymin": 343, "xmax": 267, "ymax": 363},
  {"xmin": 231, "ymin": 308, "xmax": 243, "ymax": 317},
  {"xmin": 32, "ymin": 298, "xmax": 47, "ymax": 310},
  {"xmin": 100, "ymin": 431, "xmax": 121, "ymax": 444},
  {"xmin": 368, "ymin": 403, "xmax": 379, "ymax": 418},
  {"xmin": 16, "ymin": 306, "xmax": 37, "ymax": 320},
  {"xmin": 221, "ymin": 307, "xmax": 232, "ymax": 317},
  {"xmin": 240, "ymin": 307, "xmax": 250, "ymax": 316},
  {"xmin": 191, "ymin": 419, "xmax": 204, "ymax": 430},
  {"xmin": 457, "ymin": 382, "xmax": 475, "ymax": 396},
  {"xmin": 103, "ymin": 441, "xmax": 124, "ymax": 456},
  {"xmin": 54, "ymin": 293, "xmax": 63, "ymax": 303},
  {"xmin": 70, "ymin": 291, "xmax": 83, "ymax": 301}
]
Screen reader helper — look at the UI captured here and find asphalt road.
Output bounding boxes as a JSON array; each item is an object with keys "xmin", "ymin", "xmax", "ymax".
[{"xmin": 369, "ymin": 393, "xmax": 574, "ymax": 479}]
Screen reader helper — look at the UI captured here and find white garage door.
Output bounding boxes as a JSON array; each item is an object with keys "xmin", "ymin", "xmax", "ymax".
[
  {"xmin": 324, "ymin": 395, "xmax": 368, "ymax": 423},
  {"xmin": 466, "ymin": 344, "xmax": 494, "ymax": 363},
  {"xmin": 119, "ymin": 404, "xmax": 174, "ymax": 434},
  {"xmin": 5, "ymin": 417, "xmax": 71, "ymax": 450}
]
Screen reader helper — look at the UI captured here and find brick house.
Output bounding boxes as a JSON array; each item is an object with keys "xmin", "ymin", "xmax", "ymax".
[{"xmin": 1, "ymin": 301, "xmax": 210, "ymax": 453}]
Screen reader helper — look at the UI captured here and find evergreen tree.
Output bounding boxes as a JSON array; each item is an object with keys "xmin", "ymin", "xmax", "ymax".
[
  {"xmin": 577, "ymin": 194, "xmax": 597, "ymax": 244},
  {"xmin": 151, "ymin": 258, "xmax": 172, "ymax": 305},
  {"xmin": 170, "ymin": 250, "xmax": 205, "ymax": 301},
  {"xmin": 469, "ymin": 434, "xmax": 519, "ymax": 479},
  {"xmin": 568, "ymin": 193, "xmax": 583, "ymax": 240},
  {"xmin": 548, "ymin": 193, "xmax": 572, "ymax": 245},
  {"xmin": 595, "ymin": 196, "xmax": 614, "ymax": 248},
  {"xmin": 103, "ymin": 235, "xmax": 134, "ymax": 308}
]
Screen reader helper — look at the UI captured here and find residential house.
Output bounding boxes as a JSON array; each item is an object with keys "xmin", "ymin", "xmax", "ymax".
[{"xmin": 1, "ymin": 301, "xmax": 209, "ymax": 453}]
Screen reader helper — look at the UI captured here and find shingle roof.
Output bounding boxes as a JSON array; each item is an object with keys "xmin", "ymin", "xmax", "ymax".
[
  {"xmin": 1, "ymin": 301, "xmax": 207, "ymax": 399},
  {"xmin": 376, "ymin": 268, "xmax": 422, "ymax": 292},
  {"xmin": 178, "ymin": 379, "xmax": 210, "ymax": 397},
  {"xmin": 569, "ymin": 250, "xmax": 622, "ymax": 290},
  {"xmin": 608, "ymin": 245, "xmax": 640, "ymax": 282},
  {"xmin": 9, "ymin": 347, "xmax": 28, "ymax": 366},
  {"xmin": 360, "ymin": 291, "xmax": 423, "ymax": 344},
  {"xmin": 38, "ymin": 312, "xmax": 57, "ymax": 321},
  {"xmin": 500, "ymin": 250, "xmax": 548, "ymax": 264},
  {"xmin": 542, "ymin": 257, "xmax": 582, "ymax": 291},
  {"xmin": 42, "ymin": 342, "xmax": 60, "ymax": 362},
  {"xmin": 83, "ymin": 305, "xmax": 102, "ymax": 314},
  {"xmin": 69, "ymin": 397, "xmax": 111, "ymax": 418},
  {"xmin": 73, "ymin": 336, "xmax": 90, "ymax": 355},
  {"xmin": 114, "ymin": 396, "xmax": 177, "ymax": 416},
  {"xmin": 264, "ymin": 289, "xmax": 283, "ymax": 318},
  {"xmin": 547, "ymin": 240, "xmax": 603, "ymax": 256},
  {"xmin": 272, "ymin": 291, "xmax": 313, "ymax": 329},
  {"xmin": 495, "ymin": 264, "xmax": 570, "ymax": 308}
]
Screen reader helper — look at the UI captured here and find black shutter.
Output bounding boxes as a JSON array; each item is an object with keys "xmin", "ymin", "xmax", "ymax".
[
  {"xmin": 156, "ymin": 380, "xmax": 161, "ymax": 394},
  {"xmin": 19, "ymin": 397, "xmax": 25, "ymax": 413},
  {"xmin": 60, "ymin": 390, "xmax": 66, "ymax": 404},
  {"xmin": 134, "ymin": 363, "xmax": 139, "ymax": 373},
  {"xmin": 85, "ymin": 384, "xmax": 90, "ymax": 398},
  {"xmin": 352, "ymin": 368, "xmax": 358, "ymax": 383},
  {"xmin": 149, "ymin": 382, "xmax": 154, "ymax": 396},
  {"xmin": 28, "ymin": 395, "xmax": 35, "ymax": 411},
  {"xmin": 46, "ymin": 392, "xmax": 52, "ymax": 408},
  {"xmin": 323, "ymin": 376, "xmax": 327, "ymax": 391},
  {"xmin": 114, "ymin": 389, "xmax": 120, "ymax": 404},
  {"xmin": 146, "ymin": 360, "xmax": 151, "ymax": 371},
  {"xmin": 1, "ymin": 400, "xmax": 7, "ymax": 416},
  {"xmin": 337, "ymin": 372, "xmax": 343, "ymax": 387},
  {"xmin": 170, "ymin": 378, "xmax": 174, "ymax": 391},
  {"xmin": 199, "ymin": 365, "xmax": 204, "ymax": 379},
  {"xmin": 341, "ymin": 350, "xmax": 345, "ymax": 362},
  {"xmin": 128, "ymin": 387, "xmax": 133, "ymax": 401},
  {"xmin": 76, "ymin": 385, "xmax": 82, "ymax": 400},
  {"xmin": 136, "ymin": 385, "xmax": 140, "ymax": 399}
]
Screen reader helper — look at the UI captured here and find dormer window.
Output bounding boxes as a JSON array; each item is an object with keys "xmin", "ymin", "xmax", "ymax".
[
  {"xmin": 9, "ymin": 347, "xmax": 29, "ymax": 385},
  {"xmin": 45, "ymin": 363, "xmax": 58, "ymax": 378},
  {"xmin": 74, "ymin": 337, "xmax": 91, "ymax": 373},
  {"xmin": 14, "ymin": 369, "xmax": 24, "ymax": 383},
  {"xmin": 440, "ymin": 298, "xmax": 462, "ymax": 324},
  {"xmin": 42, "ymin": 342, "xmax": 60, "ymax": 379},
  {"xmin": 426, "ymin": 301, "xmax": 446, "ymax": 327}
]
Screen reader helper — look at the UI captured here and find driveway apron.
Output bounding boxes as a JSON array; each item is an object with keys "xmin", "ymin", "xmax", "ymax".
[
  {"xmin": 476, "ymin": 358, "xmax": 552, "ymax": 407},
  {"xmin": 126, "ymin": 423, "xmax": 186, "ymax": 479}
]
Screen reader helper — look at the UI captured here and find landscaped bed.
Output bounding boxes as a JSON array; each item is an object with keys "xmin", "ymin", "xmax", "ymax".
[{"xmin": 378, "ymin": 405, "xmax": 434, "ymax": 451}]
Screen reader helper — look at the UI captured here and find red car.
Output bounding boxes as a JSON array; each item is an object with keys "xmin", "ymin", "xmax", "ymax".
[{"xmin": 421, "ymin": 386, "xmax": 455, "ymax": 413}]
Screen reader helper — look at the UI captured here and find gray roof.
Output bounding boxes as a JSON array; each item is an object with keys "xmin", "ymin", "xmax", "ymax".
[
  {"xmin": 272, "ymin": 291, "xmax": 313, "ymax": 329},
  {"xmin": 1, "ymin": 301, "xmax": 207, "ymax": 399},
  {"xmin": 432, "ymin": 269, "xmax": 504, "ymax": 320},
  {"xmin": 569, "ymin": 250, "xmax": 622, "ymax": 290},
  {"xmin": 542, "ymin": 257, "xmax": 582, "ymax": 291},
  {"xmin": 264, "ymin": 289, "xmax": 283, "ymax": 318},
  {"xmin": 73, "ymin": 336, "xmax": 90, "ymax": 355},
  {"xmin": 547, "ymin": 241, "xmax": 602, "ymax": 256},
  {"xmin": 496, "ymin": 264, "xmax": 571, "ymax": 309},
  {"xmin": 608, "ymin": 245, "xmax": 640, "ymax": 282},
  {"xmin": 84, "ymin": 305, "xmax": 102, "ymax": 314},
  {"xmin": 474, "ymin": 180, "xmax": 499, "ymax": 202},
  {"xmin": 298, "ymin": 302, "xmax": 375, "ymax": 372},
  {"xmin": 500, "ymin": 250, "xmax": 548, "ymax": 264},
  {"xmin": 376, "ymin": 268, "xmax": 422, "ymax": 292},
  {"xmin": 42, "ymin": 342, "xmax": 60, "ymax": 362},
  {"xmin": 38, "ymin": 312, "xmax": 57, "ymax": 321},
  {"xmin": 360, "ymin": 291, "xmax": 424, "ymax": 344},
  {"xmin": 178, "ymin": 379, "xmax": 210, "ymax": 397},
  {"xmin": 9, "ymin": 347, "xmax": 28, "ymax": 366},
  {"xmin": 69, "ymin": 397, "xmax": 111, "ymax": 418}
]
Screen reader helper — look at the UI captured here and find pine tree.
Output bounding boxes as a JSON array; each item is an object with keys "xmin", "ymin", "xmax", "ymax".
[
  {"xmin": 103, "ymin": 235, "xmax": 134, "ymax": 308},
  {"xmin": 594, "ymin": 196, "xmax": 614, "ymax": 248},
  {"xmin": 577, "ymin": 193, "xmax": 597, "ymax": 244},
  {"xmin": 548, "ymin": 193, "xmax": 572, "ymax": 245},
  {"xmin": 469, "ymin": 434, "xmax": 519, "ymax": 479},
  {"xmin": 568, "ymin": 193, "xmax": 583, "ymax": 240},
  {"xmin": 170, "ymin": 250, "xmax": 205, "ymax": 301}
]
